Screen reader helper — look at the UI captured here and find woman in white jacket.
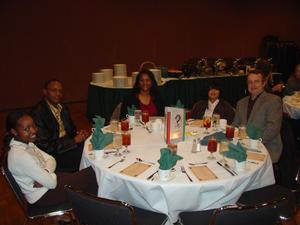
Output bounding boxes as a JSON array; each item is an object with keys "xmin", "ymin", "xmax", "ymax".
[{"xmin": 5, "ymin": 111, "xmax": 98, "ymax": 206}]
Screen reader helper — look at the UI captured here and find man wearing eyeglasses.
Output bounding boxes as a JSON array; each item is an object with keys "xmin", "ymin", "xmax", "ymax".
[
  {"xmin": 31, "ymin": 79, "xmax": 89, "ymax": 172},
  {"xmin": 232, "ymin": 70, "xmax": 282, "ymax": 163}
]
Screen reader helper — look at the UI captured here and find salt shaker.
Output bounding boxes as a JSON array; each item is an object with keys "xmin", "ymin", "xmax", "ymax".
[{"xmin": 191, "ymin": 139, "xmax": 197, "ymax": 153}]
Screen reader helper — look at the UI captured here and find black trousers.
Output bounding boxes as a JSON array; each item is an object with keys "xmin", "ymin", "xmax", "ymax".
[{"xmin": 34, "ymin": 166, "xmax": 98, "ymax": 207}]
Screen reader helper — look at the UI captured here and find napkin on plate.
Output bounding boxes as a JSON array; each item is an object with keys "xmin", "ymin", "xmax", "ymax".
[
  {"xmin": 158, "ymin": 148, "xmax": 183, "ymax": 170},
  {"xmin": 172, "ymin": 99, "xmax": 185, "ymax": 108},
  {"xmin": 127, "ymin": 105, "xmax": 137, "ymax": 116},
  {"xmin": 223, "ymin": 141, "xmax": 247, "ymax": 162},
  {"xmin": 200, "ymin": 132, "xmax": 227, "ymax": 145},
  {"xmin": 246, "ymin": 122, "xmax": 263, "ymax": 140},
  {"xmin": 91, "ymin": 115, "xmax": 113, "ymax": 150}
]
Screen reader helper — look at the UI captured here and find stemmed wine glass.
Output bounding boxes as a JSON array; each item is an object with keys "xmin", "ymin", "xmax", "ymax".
[
  {"xmin": 207, "ymin": 137, "xmax": 217, "ymax": 160},
  {"xmin": 113, "ymin": 133, "xmax": 122, "ymax": 157},
  {"xmin": 122, "ymin": 131, "xmax": 131, "ymax": 154},
  {"xmin": 203, "ymin": 116, "xmax": 211, "ymax": 134}
]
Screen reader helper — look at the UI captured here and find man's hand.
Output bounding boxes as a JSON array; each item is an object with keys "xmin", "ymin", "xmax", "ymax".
[
  {"xmin": 74, "ymin": 130, "xmax": 89, "ymax": 143},
  {"xmin": 272, "ymin": 83, "xmax": 285, "ymax": 93}
]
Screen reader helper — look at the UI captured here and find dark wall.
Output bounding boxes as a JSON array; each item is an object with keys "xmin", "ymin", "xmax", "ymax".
[{"xmin": 1, "ymin": 0, "xmax": 300, "ymax": 110}]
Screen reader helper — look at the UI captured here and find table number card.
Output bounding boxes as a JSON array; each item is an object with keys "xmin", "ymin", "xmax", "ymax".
[{"xmin": 164, "ymin": 107, "xmax": 186, "ymax": 144}]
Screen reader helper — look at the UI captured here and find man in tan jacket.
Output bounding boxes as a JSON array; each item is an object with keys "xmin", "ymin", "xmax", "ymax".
[{"xmin": 232, "ymin": 70, "xmax": 283, "ymax": 163}]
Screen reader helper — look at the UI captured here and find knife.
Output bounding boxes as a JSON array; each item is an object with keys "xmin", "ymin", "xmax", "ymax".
[
  {"xmin": 147, "ymin": 170, "xmax": 158, "ymax": 180},
  {"xmin": 216, "ymin": 162, "xmax": 236, "ymax": 176}
]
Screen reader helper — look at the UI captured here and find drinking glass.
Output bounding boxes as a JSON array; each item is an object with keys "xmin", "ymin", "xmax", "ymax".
[
  {"xmin": 121, "ymin": 119, "xmax": 129, "ymax": 132},
  {"xmin": 219, "ymin": 140, "xmax": 229, "ymax": 163},
  {"xmin": 134, "ymin": 110, "xmax": 142, "ymax": 125},
  {"xmin": 110, "ymin": 120, "xmax": 119, "ymax": 133},
  {"xmin": 238, "ymin": 126, "xmax": 247, "ymax": 140},
  {"xmin": 185, "ymin": 110, "xmax": 191, "ymax": 121},
  {"xmin": 142, "ymin": 111, "xmax": 150, "ymax": 124},
  {"xmin": 113, "ymin": 133, "xmax": 122, "ymax": 157},
  {"xmin": 226, "ymin": 125, "xmax": 235, "ymax": 139},
  {"xmin": 212, "ymin": 114, "xmax": 220, "ymax": 131},
  {"xmin": 207, "ymin": 137, "xmax": 217, "ymax": 160},
  {"xmin": 122, "ymin": 132, "xmax": 131, "ymax": 154},
  {"xmin": 203, "ymin": 116, "xmax": 211, "ymax": 134}
]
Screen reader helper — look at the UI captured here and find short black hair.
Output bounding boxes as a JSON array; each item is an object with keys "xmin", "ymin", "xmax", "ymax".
[{"xmin": 44, "ymin": 79, "xmax": 63, "ymax": 89}]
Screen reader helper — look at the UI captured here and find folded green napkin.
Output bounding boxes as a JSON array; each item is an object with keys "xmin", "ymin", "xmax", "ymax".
[
  {"xmin": 200, "ymin": 132, "xmax": 227, "ymax": 145},
  {"xmin": 92, "ymin": 115, "xmax": 105, "ymax": 128},
  {"xmin": 223, "ymin": 141, "xmax": 247, "ymax": 162},
  {"xmin": 91, "ymin": 126, "xmax": 113, "ymax": 150},
  {"xmin": 172, "ymin": 99, "xmax": 185, "ymax": 108},
  {"xmin": 91, "ymin": 115, "xmax": 112, "ymax": 150},
  {"xmin": 127, "ymin": 105, "xmax": 137, "ymax": 116},
  {"xmin": 158, "ymin": 148, "xmax": 183, "ymax": 170},
  {"xmin": 246, "ymin": 122, "xmax": 262, "ymax": 140}
]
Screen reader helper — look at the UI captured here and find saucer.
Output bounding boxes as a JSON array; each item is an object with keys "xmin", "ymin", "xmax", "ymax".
[{"xmin": 153, "ymin": 172, "xmax": 176, "ymax": 182}]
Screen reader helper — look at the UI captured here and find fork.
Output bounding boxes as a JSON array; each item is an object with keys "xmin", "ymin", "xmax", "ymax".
[
  {"xmin": 108, "ymin": 157, "xmax": 126, "ymax": 169},
  {"xmin": 136, "ymin": 158, "xmax": 155, "ymax": 165},
  {"xmin": 180, "ymin": 166, "xmax": 193, "ymax": 182},
  {"xmin": 224, "ymin": 162, "xmax": 238, "ymax": 175}
]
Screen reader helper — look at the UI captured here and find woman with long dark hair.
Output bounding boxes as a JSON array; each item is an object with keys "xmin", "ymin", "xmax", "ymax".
[
  {"xmin": 5, "ymin": 111, "xmax": 98, "ymax": 207},
  {"xmin": 120, "ymin": 69, "xmax": 165, "ymax": 119}
]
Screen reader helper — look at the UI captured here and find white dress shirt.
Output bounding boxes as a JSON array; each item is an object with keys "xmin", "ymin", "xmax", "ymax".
[
  {"xmin": 204, "ymin": 99, "xmax": 219, "ymax": 117},
  {"xmin": 8, "ymin": 139, "xmax": 57, "ymax": 204}
]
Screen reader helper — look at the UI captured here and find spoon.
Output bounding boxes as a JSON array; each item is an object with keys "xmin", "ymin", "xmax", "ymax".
[
  {"xmin": 188, "ymin": 162, "xmax": 208, "ymax": 166},
  {"xmin": 108, "ymin": 157, "xmax": 126, "ymax": 169},
  {"xmin": 136, "ymin": 158, "xmax": 155, "ymax": 165}
]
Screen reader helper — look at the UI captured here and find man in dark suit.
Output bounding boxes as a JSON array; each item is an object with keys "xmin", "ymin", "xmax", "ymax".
[
  {"xmin": 31, "ymin": 79, "xmax": 89, "ymax": 172},
  {"xmin": 232, "ymin": 70, "xmax": 282, "ymax": 163},
  {"xmin": 190, "ymin": 84, "xmax": 235, "ymax": 124}
]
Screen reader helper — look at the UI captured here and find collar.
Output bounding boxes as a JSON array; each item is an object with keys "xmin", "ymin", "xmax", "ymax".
[
  {"xmin": 10, "ymin": 138, "xmax": 35, "ymax": 149},
  {"xmin": 46, "ymin": 100, "xmax": 63, "ymax": 112},
  {"xmin": 208, "ymin": 99, "xmax": 219, "ymax": 108},
  {"xmin": 250, "ymin": 91, "xmax": 264, "ymax": 102}
]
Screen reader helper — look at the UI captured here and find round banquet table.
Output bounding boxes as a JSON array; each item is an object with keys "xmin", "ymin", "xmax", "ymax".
[
  {"xmin": 80, "ymin": 122, "xmax": 275, "ymax": 225},
  {"xmin": 283, "ymin": 92, "xmax": 300, "ymax": 119}
]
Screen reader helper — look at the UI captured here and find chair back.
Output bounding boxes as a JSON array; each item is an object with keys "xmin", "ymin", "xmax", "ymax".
[
  {"xmin": 209, "ymin": 197, "xmax": 285, "ymax": 225},
  {"xmin": 1, "ymin": 153, "xmax": 28, "ymax": 214},
  {"xmin": 65, "ymin": 185, "xmax": 137, "ymax": 225}
]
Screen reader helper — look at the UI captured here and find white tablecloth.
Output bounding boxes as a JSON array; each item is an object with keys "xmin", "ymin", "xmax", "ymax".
[
  {"xmin": 283, "ymin": 93, "xmax": 300, "ymax": 119},
  {"xmin": 80, "ymin": 125, "xmax": 275, "ymax": 225}
]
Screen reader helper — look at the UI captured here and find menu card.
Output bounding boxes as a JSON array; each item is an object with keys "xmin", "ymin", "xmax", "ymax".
[
  {"xmin": 189, "ymin": 166, "xmax": 218, "ymax": 181},
  {"xmin": 247, "ymin": 152, "xmax": 266, "ymax": 161},
  {"xmin": 120, "ymin": 162, "xmax": 151, "ymax": 177},
  {"xmin": 164, "ymin": 107, "xmax": 186, "ymax": 144}
]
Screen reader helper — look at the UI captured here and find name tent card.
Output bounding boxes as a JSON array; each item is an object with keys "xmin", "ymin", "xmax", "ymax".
[{"xmin": 164, "ymin": 107, "xmax": 186, "ymax": 144}]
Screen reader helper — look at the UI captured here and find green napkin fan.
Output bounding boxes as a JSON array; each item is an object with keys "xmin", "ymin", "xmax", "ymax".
[
  {"xmin": 127, "ymin": 105, "xmax": 137, "ymax": 116},
  {"xmin": 158, "ymin": 148, "xmax": 183, "ymax": 170},
  {"xmin": 200, "ymin": 132, "xmax": 227, "ymax": 145},
  {"xmin": 91, "ymin": 115, "xmax": 113, "ymax": 150},
  {"xmin": 246, "ymin": 122, "xmax": 262, "ymax": 140},
  {"xmin": 223, "ymin": 142, "xmax": 247, "ymax": 162},
  {"xmin": 172, "ymin": 99, "xmax": 185, "ymax": 108}
]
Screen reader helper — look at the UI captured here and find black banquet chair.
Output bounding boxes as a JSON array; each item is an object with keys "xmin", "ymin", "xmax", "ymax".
[
  {"xmin": 179, "ymin": 197, "xmax": 286, "ymax": 225},
  {"xmin": 1, "ymin": 153, "xmax": 73, "ymax": 225},
  {"xmin": 65, "ymin": 185, "xmax": 168, "ymax": 225}
]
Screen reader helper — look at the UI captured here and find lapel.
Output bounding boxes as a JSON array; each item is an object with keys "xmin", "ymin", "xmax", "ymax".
[
  {"xmin": 41, "ymin": 100, "xmax": 60, "ymax": 131},
  {"xmin": 248, "ymin": 91, "xmax": 266, "ymax": 123}
]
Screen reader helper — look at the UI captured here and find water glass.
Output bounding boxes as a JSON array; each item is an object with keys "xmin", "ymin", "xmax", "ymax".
[{"xmin": 113, "ymin": 133, "xmax": 122, "ymax": 157}]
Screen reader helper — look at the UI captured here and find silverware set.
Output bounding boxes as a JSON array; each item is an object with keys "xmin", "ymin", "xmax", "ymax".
[
  {"xmin": 216, "ymin": 161, "xmax": 238, "ymax": 176},
  {"xmin": 108, "ymin": 157, "xmax": 126, "ymax": 169},
  {"xmin": 136, "ymin": 158, "xmax": 155, "ymax": 165},
  {"xmin": 180, "ymin": 166, "xmax": 193, "ymax": 182}
]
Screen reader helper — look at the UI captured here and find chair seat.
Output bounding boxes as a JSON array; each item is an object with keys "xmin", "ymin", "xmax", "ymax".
[
  {"xmin": 237, "ymin": 184, "xmax": 296, "ymax": 219},
  {"xmin": 134, "ymin": 206, "xmax": 168, "ymax": 225},
  {"xmin": 27, "ymin": 202, "xmax": 72, "ymax": 218},
  {"xmin": 179, "ymin": 209, "xmax": 214, "ymax": 225}
]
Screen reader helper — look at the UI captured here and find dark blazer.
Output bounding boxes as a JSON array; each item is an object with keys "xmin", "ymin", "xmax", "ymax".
[
  {"xmin": 232, "ymin": 91, "xmax": 283, "ymax": 163},
  {"xmin": 31, "ymin": 100, "xmax": 78, "ymax": 155},
  {"xmin": 190, "ymin": 99, "xmax": 235, "ymax": 124},
  {"xmin": 120, "ymin": 93, "xmax": 165, "ymax": 119}
]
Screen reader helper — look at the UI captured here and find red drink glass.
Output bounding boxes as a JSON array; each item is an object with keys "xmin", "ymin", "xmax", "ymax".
[
  {"xmin": 122, "ymin": 132, "xmax": 131, "ymax": 154},
  {"xmin": 207, "ymin": 137, "xmax": 217, "ymax": 160},
  {"xmin": 142, "ymin": 111, "xmax": 149, "ymax": 123},
  {"xmin": 203, "ymin": 116, "xmax": 211, "ymax": 134},
  {"xmin": 121, "ymin": 119, "xmax": 129, "ymax": 131},
  {"xmin": 226, "ymin": 125, "xmax": 235, "ymax": 139},
  {"xmin": 185, "ymin": 110, "xmax": 191, "ymax": 121}
]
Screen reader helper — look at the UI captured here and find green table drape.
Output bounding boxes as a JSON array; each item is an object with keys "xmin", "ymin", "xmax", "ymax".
[{"xmin": 87, "ymin": 73, "xmax": 282, "ymax": 122}]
